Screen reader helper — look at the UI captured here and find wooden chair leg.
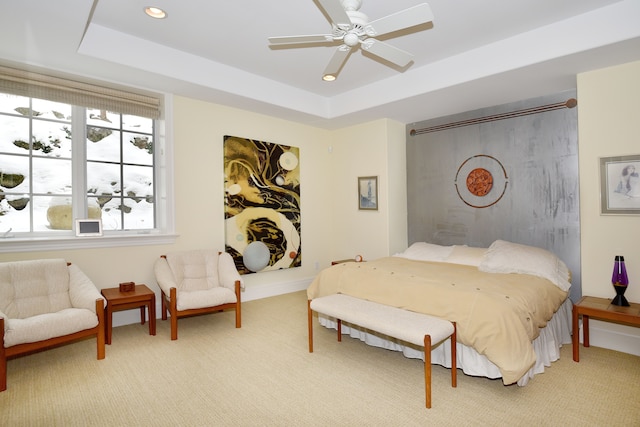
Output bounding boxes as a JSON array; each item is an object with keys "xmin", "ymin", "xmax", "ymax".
[
  {"xmin": 0, "ymin": 317, "xmax": 6, "ymax": 392},
  {"xmin": 170, "ymin": 287, "xmax": 178, "ymax": 340},
  {"xmin": 235, "ymin": 280, "xmax": 241, "ymax": 328},
  {"xmin": 308, "ymin": 300, "xmax": 313, "ymax": 353},
  {"xmin": 424, "ymin": 334, "xmax": 432, "ymax": 408},
  {"xmin": 161, "ymin": 291, "xmax": 168, "ymax": 321},
  {"xmin": 95, "ymin": 299, "xmax": 106, "ymax": 360},
  {"xmin": 235, "ymin": 303, "xmax": 241, "ymax": 328}
]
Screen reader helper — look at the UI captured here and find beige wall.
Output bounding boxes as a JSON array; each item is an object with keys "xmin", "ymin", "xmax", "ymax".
[
  {"xmin": 0, "ymin": 97, "xmax": 334, "ymax": 299},
  {"xmin": 170, "ymin": 97, "xmax": 333, "ymax": 295},
  {"xmin": 578, "ymin": 60, "xmax": 640, "ymax": 351},
  {"xmin": 327, "ymin": 119, "xmax": 407, "ymax": 262},
  {"xmin": 0, "ymin": 96, "xmax": 405, "ymax": 303},
  {"xmin": 384, "ymin": 120, "xmax": 409, "ymax": 255}
]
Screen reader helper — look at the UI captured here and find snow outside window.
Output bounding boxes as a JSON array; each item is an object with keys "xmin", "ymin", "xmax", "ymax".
[{"xmin": 0, "ymin": 92, "xmax": 175, "ymax": 251}]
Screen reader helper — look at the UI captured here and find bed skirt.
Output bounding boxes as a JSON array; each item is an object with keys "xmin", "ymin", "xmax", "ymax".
[{"xmin": 317, "ymin": 297, "xmax": 573, "ymax": 386}]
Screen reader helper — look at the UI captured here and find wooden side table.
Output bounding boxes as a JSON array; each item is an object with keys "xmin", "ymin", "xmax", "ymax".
[
  {"xmin": 101, "ymin": 284, "xmax": 156, "ymax": 344},
  {"xmin": 572, "ymin": 295, "xmax": 640, "ymax": 362},
  {"xmin": 331, "ymin": 259, "xmax": 356, "ymax": 265}
]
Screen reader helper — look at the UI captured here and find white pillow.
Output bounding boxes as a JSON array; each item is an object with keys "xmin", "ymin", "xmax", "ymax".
[
  {"xmin": 444, "ymin": 245, "xmax": 486, "ymax": 267},
  {"xmin": 478, "ymin": 240, "xmax": 571, "ymax": 291},
  {"xmin": 394, "ymin": 242, "xmax": 454, "ymax": 262}
]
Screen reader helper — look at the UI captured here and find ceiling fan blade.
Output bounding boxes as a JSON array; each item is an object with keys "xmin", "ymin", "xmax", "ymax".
[
  {"xmin": 317, "ymin": 0, "xmax": 351, "ymax": 30},
  {"xmin": 323, "ymin": 45, "xmax": 352, "ymax": 77},
  {"xmin": 364, "ymin": 3, "xmax": 434, "ymax": 37},
  {"xmin": 361, "ymin": 39, "xmax": 413, "ymax": 67},
  {"xmin": 268, "ymin": 34, "xmax": 334, "ymax": 45}
]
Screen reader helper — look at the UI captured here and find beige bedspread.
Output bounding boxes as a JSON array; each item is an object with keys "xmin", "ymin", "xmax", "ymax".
[{"xmin": 307, "ymin": 257, "xmax": 568, "ymax": 384}]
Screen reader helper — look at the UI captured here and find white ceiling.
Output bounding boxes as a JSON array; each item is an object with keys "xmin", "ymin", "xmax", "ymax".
[{"xmin": 1, "ymin": 0, "xmax": 639, "ymax": 129}]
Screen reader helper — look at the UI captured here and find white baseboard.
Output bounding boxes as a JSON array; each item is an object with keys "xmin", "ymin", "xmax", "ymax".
[
  {"xmin": 579, "ymin": 320, "xmax": 640, "ymax": 357},
  {"xmin": 110, "ymin": 277, "xmax": 313, "ymax": 328},
  {"xmin": 242, "ymin": 277, "xmax": 312, "ymax": 302}
]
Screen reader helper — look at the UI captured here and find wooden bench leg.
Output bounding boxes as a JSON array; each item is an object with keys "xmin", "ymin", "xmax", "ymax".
[
  {"xmin": 451, "ymin": 322, "xmax": 457, "ymax": 388},
  {"xmin": 308, "ymin": 300, "xmax": 313, "ymax": 353},
  {"xmin": 425, "ymin": 325, "xmax": 456, "ymax": 409},
  {"xmin": 424, "ymin": 334, "xmax": 432, "ymax": 409}
]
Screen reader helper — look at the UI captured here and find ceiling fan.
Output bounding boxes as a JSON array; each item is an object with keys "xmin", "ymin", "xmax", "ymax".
[{"xmin": 268, "ymin": 0, "xmax": 434, "ymax": 81}]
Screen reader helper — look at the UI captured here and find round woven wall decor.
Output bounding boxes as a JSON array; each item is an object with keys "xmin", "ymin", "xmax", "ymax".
[
  {"xmin": 466, "ymin": 168, "xmax": 493, "ymax": 196},
  {"xmin": 454, "ymin": 155, "xmax": 508, "ymax": 208}
]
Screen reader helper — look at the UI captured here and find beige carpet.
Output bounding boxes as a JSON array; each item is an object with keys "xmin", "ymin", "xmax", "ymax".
[{"xmin": 1, "ymin": 290, "xmax": 639, "ymax": 426}]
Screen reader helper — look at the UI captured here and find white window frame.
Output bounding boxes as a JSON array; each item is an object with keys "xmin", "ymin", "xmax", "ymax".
[{"xmin": 0, "ymin": 94, "xmax": 177, "ymax": 253}]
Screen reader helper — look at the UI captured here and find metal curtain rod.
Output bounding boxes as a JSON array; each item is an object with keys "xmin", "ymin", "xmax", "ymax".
[{"xmin": 409, "ymin": 98, "xmax": 577, "ymax": 136}]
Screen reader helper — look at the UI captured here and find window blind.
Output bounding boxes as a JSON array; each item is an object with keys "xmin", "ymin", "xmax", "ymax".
[{"xmin": 0, "ymin": 65, "xmax": 161, "ymax": 119}]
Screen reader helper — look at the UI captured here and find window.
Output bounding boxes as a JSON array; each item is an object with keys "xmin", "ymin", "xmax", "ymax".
[
  {"xmin": 86, "ymin": 108, "xmax": 155, "ymax": 231},
  {"xmin": 0, "ymin": 66, "xmax": 175, "ymax": 252}
]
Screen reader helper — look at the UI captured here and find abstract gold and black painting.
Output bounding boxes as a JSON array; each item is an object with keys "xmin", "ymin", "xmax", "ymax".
[{"xmin": 223, "ymin": 135, "xmax": 301, "ymax": 274}]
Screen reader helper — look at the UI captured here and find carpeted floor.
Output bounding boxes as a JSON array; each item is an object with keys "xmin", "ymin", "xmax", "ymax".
[{"xmin": 1, "ymin": 290, "xmax": 639, "ymax": 426}]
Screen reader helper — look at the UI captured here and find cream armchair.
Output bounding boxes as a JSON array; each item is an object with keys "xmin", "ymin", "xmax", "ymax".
[
  {"xmin": 0, "ymin": 259, "xmax": 105, "ymax": 391},
  {"xmin": 154, "ymin": 250, "xmax": 243, "ymax": 340}
]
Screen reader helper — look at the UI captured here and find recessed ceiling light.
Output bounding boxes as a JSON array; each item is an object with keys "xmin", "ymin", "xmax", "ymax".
[
  {"xmin": 144, "ymin": 7, "xmax": 167, "ymax": 19},
  {"xmin": 322, "ymin": 74, "xmax": 336, "ymax": 82}
]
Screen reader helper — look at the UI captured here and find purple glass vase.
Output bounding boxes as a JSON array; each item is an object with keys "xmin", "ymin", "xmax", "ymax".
[{"xmin": 611, "ymin": 255, "xmax": 630, "ymax": 307}]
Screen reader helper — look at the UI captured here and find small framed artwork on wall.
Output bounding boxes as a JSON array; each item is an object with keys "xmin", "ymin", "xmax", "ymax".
[
  {"xmin": 358, "ymin": 176, "xmax": 378, "ymax": 211},
  {"xmin": 600, "ymin": 154, "xmax": 640, "ymax": 215}
]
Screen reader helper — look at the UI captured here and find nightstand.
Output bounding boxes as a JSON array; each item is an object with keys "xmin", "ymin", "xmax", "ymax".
[
  {"xmin": 331, "ymin": 259, "xmax": 355, "ymax": 265},
  {"xmin": 331, "ymin": 255, "xmax": 364, "ymax": 265},
  {"xmin": 572, "ymin": 295, "xmax": 640, "ymax": 362}
]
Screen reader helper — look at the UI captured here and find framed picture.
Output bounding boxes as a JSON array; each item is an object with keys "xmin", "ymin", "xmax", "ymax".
[
  {"xmin": 358, "ymin": 176, "xmax": 378, "ymax": 210},
  {"xmin": 600, "ymin": 154, "xmax": 640, "ymax": 215}
]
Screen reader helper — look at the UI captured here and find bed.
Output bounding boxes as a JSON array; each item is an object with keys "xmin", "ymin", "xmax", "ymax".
[{"xmin": 307, "ymin": 240, "xmax": 573, "ymax": 386}]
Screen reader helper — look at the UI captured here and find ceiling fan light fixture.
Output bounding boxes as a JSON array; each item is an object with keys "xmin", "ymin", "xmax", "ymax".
[
  {"xmin": 268, "ymin": 1, "xmax": 434, "ymax": 80},
  {"xmin": 343, "ymin": 32, "xmax": 360, "ymax": 47},
  {"xmin": 341, "ymin": 0, "xmax": 363, "ymax": 12},
  {"xmin": 144, "ymin": 6, "xmax": 167, "ymax": 19}
]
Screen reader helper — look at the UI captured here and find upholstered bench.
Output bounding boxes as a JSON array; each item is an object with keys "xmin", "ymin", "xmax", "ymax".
[{"xmin": 308, "ymin": 293, "xmax": 456, "ymax": 408}]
